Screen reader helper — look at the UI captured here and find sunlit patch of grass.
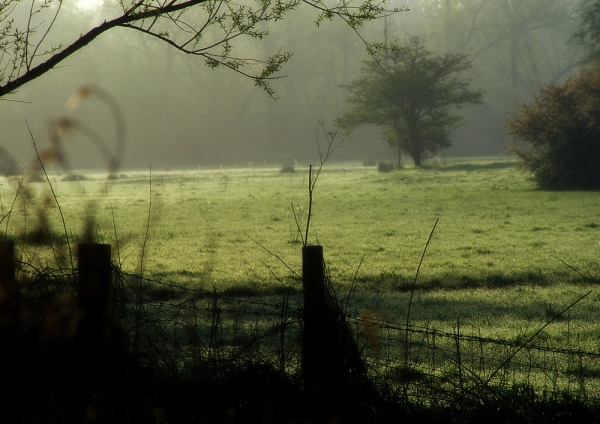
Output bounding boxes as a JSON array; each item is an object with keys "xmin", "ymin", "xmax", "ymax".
[
  {"xmin": 341, "ymin": 283, "xmax": 600, "ymax": 350},
  {"xmin": 4, "ymin": 159, "xmax": 598, "ymax": 295},
  {"xmin": 4, "ymin": 158, "xmax": 600, "ymax": 406}
]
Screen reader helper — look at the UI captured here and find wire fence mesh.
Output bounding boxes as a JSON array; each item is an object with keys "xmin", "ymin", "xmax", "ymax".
[{"xmin": 112, "ymin": 270, "xmax": 600, "ymax": 405}]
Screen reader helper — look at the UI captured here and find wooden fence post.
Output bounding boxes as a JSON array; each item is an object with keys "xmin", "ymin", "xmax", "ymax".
[
  {"xmin": 0, "ymin": 241, "xmax": 17, "ymax": 348},
  {"xmin": 302, "ymin": 244, "xmax": 378, "ymax": 421},
  {"xmin": 70, "ymin": 243, "xmax": 115, "ymax": 421},
  {"xmin": 0, "ymin": 241, "xmax": 14, "ymax": 285},
  {"xmin": 77, "ymin": 243, "xmax": 111, "ymax": 350},
  {"xmin": 302, "ymin": 245, "xmax": 330, "ymax": 391}
]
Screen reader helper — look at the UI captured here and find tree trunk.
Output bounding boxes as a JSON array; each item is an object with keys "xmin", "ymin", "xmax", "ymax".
[
  {"xmin": 410, "ymin": 139, "xmax": 423, "ymax": 167},
  {"xmin": 413, "ymin": 154, "xmax": 423, "ymax": 167},
  {"xmin": 406, "ymin": 112, "xmax": 423, "ymax": 167}
]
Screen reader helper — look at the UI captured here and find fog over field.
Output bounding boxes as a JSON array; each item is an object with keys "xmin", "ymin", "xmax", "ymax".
[
  {"xmin": 1, "ymin": 0, "xmax": 586, "ymax": 171},
  {"xmin": 2, "ymin": 3, "xmax": 600, "ymax": 418}
]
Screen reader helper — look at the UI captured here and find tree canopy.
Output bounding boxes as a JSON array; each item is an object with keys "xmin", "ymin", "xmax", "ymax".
[
  {"xmin": 0, "ymin": 0, "xmax": 406, "ymax": 99},
  {"xmin": 401, "ymin": 0, "xmax": 582, "ymax": 155},
  {"xmin": 506, "ymin": 60, "xmax": 600, "ymax": 190},
  {"xmin": 340, "ymin": 36, "xmax": 483, "ymax": 166},
  {"xmin": 574, "ymin": 0, "xmax": 600, "ymax": 62}
]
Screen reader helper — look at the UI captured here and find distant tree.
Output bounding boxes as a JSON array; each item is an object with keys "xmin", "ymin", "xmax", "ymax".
[
  {"xmin": 574, "ymin": 0, "xmax": 600, "ymax": 62},
  {"xmin": 506, "ymin": 61, "xmax": 600, "ymax": 190},
  {"xmin": 406, "ymin": 0, "xmax": 582, "ymax": 154},
  {"xmin": 0, "ymin": 0, "xmax": 406, "ymax": 100},
  {"xmin": 339, "ymin": 36, "xmax": 483, "ymax": 166}
]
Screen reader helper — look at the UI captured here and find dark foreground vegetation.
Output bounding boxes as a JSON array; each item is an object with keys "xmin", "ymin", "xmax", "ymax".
[{"xmin": 2, "ymin": 248, "xmax": 600, "ymax": 424}]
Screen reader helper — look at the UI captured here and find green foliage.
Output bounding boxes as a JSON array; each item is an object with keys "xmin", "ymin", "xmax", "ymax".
[
  {"xmin": 377, "ymin": 161, "xmax": 394, "ymax": 173},
  {"xmin": 340, "ymin": 36, "xmax": 484, "ymax": 166},
  {"xmin": 0, "ymin": 0, "xmax": 406, "ymax": 98},
  {"xmin": 506, "ymin": 61, "xmax": 600, "ymax": 190},
  {"xmin": 574, "ymin": 0, "xmax": 600, "ymax": 62}
]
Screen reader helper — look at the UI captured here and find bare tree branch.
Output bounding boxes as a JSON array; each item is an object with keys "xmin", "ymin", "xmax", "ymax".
[{"xmin": 0, "ymin": 0, "xmax": 208, "ymax": 97}]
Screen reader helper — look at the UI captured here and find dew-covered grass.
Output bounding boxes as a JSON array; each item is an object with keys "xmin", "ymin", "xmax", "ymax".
[{"xmin": 3, "ymin": 157, "xmax": 600, "ymax": 354}]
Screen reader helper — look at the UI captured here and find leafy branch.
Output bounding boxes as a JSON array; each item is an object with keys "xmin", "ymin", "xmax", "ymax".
[{"xmin": 0, "ymin": 0, "xmax": 406, "ymax": 99}]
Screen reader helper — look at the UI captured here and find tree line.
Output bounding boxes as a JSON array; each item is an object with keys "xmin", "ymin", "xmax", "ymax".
[
  {"xmin": 2, "ymin": 0, "xmax": 599, "ymax": 188},
  {"xmin": 337, "ymin": 0, "xmax": 600, "ymax": 190}
]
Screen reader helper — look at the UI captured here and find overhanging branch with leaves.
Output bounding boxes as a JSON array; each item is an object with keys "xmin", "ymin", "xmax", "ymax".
[{"xmin": 0, "ymin": 0, "xmax": 408, "ymax": 99}]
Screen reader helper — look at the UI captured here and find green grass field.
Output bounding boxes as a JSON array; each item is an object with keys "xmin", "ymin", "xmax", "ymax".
[{"xmin": 3, "ymin": 157, "xmax": 600, "ymax": 355}]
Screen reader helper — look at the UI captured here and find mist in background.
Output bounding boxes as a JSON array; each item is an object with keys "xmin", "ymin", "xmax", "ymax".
[{"xmin": 0, "ymin": 0, "xmax": 585, "ymax": 171}]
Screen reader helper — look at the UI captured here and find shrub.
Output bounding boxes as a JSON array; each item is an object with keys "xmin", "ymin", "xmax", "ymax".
[
  {"xmin": 506, "ymin": 61, "xmax": 600, "ymax": 190},
  {"xmin": 377, "ymin": 161, "xmax": 395, "ymax": 173},
  {"xmin": 61, "ymin": 173, "xmax": 87, "ymax": 181}
]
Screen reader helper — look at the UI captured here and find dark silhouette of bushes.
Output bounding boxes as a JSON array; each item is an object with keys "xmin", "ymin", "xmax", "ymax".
[
  {"xmin": 378, "ymin": 161, "xmax": 395, "ymax": 173},
  {"xmin": 506, "ymin": 61, "xmax": 600, "ymax": 190},
  {"xmin": 280, "ymin": 164, "xmax": 295, "ymax": 173}
]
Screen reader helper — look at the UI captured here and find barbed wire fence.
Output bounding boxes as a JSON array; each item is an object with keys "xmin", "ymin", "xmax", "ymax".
[
  {"xmin": 2, "ymin": 237, "xmax": 599, "ymax": 411},
  {"xmin": 111, "ymin": 268, "xmax": 304, "ymax": 381},
  {"xmin": 349, "ymin": 314, "xmax": 600, "ymax": 404},
  {"xmin": 109, "ymin": 268, "xmax": 600, "ymax": 406}
]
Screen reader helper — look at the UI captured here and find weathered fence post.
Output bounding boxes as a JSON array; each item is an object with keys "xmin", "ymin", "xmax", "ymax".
[
  {"xmin": 77, "ymin": 243, "xmax": 111, "ymax": 350},
  {"xmin": 70, "ymin": 243, "xmax": 115, "ymax": 421},
  {"xmin": 302, "ymin": 245, "xmax": 328, "ymax": 391},
  {"xmin": 302, "ymin": 245, "xmax": 376, "ymax": 420},
  {"xmin": 0, "ymin": 241, "xmax": 14, "ymax": 285},
  {"xmin": 0, "ymin": 241, "xmax": 17, "ymax": 348}
]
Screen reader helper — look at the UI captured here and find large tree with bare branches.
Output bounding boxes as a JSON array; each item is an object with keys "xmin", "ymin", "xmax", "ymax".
[{"xmin": 0, "ymin": 0, "xmax": 406, "ymax": 99}]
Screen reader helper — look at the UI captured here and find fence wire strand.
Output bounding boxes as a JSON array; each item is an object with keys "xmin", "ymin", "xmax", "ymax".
[{"xmin": 109, "ymin": 271, "xmax": 600, "ymax": 404}]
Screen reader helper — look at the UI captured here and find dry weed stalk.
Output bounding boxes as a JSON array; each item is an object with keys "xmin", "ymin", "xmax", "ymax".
[{"xmin": 292, "ymin": 119, "xmax": 346, "ymax": 247}]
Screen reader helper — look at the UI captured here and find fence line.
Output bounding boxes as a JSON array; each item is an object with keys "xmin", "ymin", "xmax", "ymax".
[
  {"xmin": 114, "ymin": 270, "xmax": 600, "ymax": 403},
  {"xmin": 4, "ymin": 242, "xmax": 600, "ymax": 406},
  {"xmin": 133, "ymin": 273, "xmax": 600, "ymax": 361}
]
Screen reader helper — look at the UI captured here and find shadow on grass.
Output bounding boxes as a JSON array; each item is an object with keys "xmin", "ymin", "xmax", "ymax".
[
  {"xmin": 422, "ymin": 161, "xmax": 516, "ymax": 172},
  {"xmin": 144, "ymin": 269, "xmax": 584, "ymax": 301},
  {"xmin": 356, "ymin": 270, "xmax": 564, "ymax": 294},
  {"xmin": 3, "ymin": 266, "xmax": 600, "ymax": 423}
]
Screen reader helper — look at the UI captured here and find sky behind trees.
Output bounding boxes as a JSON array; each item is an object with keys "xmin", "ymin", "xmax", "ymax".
[{"xmin": 0, "ymin": 0, "xmax": 586, "ymax": 170}]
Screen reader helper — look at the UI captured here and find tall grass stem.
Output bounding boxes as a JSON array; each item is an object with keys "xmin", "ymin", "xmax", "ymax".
[
  {"xmin": 26, "ymin": 118, "xmax": 73, "ymax": 265},
  {"xmin": 404, "ymin": 217, "xmax": 439, "ymax": 372}
]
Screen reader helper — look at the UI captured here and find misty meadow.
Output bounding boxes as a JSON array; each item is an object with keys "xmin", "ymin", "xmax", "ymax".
[
  {"xmin": 2, "ymin": 156, "xmax": 600, "ymax": 424},
  {"xmin": 5, "ymin": 158, "xmax": 600, "ymax": 345},
  {"xmin": 2, "ymin": 0, "xmax": 600, "ymax": 422}
]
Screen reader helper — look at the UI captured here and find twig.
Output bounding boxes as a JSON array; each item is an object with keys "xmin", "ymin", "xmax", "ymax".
[
  {"xmin": 28, "ymin": 0, "xmax": 63, "ymax": 70},
  {"xmin": 297, "ymin": 119, "xmax": 346, "ymax": 246},
  {"xmin": 551, "ymin": 255, "xmax": 598, "ymax": 284},
  {"xmin": 244, "ymin": 231, "xmax": 300, "ymax": 279},
  {"xmin": 0, "ymin": 98, "xmax": 30, "ymax": 103},
  {"xmin": 1, "ymin": 176, "xmax": 25, "ymax": 236},
  {"xmin": 456, "ymin": 317, "xmax": 463, "ymax": 391},
  {"xmin": 484, "ymin": 289, "xmax": 593, "ymax": 387},
  {"xmin": 342, "ymin": 254, "xmax": 365, "ymax": 314},
  {"xmin": 404, "ymin": 217, "xmax": 439, "ymax": 373},
  {"xmin": 262, "ymin": 262, "xmax": 302, "ymax": 309},
  {"xmin": 290, "ymin": 202, "xmax": 304, "ymax": 246},
  {"xmin": 304, "ymin": 165, "xmax": 313, "ymax": 245},
  {"xmin": 140, "ymin": 165, "xmax": 152, "ymax": 277},
  {"xmin": 111, "ymin": 204, "xmax": 122, "ymax": 269}
]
